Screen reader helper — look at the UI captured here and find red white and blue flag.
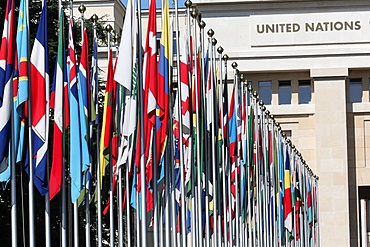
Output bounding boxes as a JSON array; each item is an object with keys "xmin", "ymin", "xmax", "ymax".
[
  {"xmin": 0, "ymin": 0, "xmax": 15, "ymax": 185},
  {"xmin": 30, "ymin": 1, "xmax": 49, "ymax": 195}
]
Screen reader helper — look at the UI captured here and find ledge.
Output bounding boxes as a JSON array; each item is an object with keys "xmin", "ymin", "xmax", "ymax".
[
  {"xmin": 350, "ymin": 102, "xmax": 370, "ymax": 113},
  {"xmin": 265, "ymin": 104, "xmax": 315, "ymax": 115}
]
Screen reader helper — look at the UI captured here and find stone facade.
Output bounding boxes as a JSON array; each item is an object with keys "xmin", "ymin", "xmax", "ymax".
[{"xmin": 192, "ymin": 0, "xmax": 370, "ymax": 246}]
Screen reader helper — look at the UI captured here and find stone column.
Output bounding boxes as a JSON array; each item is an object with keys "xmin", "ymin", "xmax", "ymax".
[
  {"xmin": 361, "ymin": 199, "xmax": 368, "ymax": 247},
  {"xmin": 311, "ymin": 68, "xmax": 350, "ymax": 247}
]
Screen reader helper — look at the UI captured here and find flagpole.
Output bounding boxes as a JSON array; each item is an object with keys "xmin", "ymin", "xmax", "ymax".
[
  {"xmin": 104, "ymin": 23, "xmax": 116, "ymax": 247},
  {"xmin": 10, "ymin": 1, "xmax": 17, "ymax": 245},
  {"xmin": 216, "ymin": 46, "xmax": 223, "ymax": 247},
  {"xmin": 190, "ymin": 8, "xmax": 203, "ymax": 247},
  {"xmin": 58, "ymin": 5, "xmax": 68, "ymax": 247},
  {"xmin": 90, "ymin": 13, "xmax": 103, "ymax": 247},
  {"xmin": 174, "ymin": 0, "xmax": 187, "ymax": 245},
  {"xmin": 27, "ymin": 0, "xmax": 35, "ymax": 244},
  {"xmin": 208, "ymin": 29, "xmax": 218, "ymax": 247},
  {"xmin": 78, "ymin": 4, "xmax": 91, "ymax": 247},
  {"xmin": 137, "ymin": 0, "xmax": 148, "ymax": 245},
  {"xmin": 199, "ymin": 19, "xmax": 211, "ymax": 247}
]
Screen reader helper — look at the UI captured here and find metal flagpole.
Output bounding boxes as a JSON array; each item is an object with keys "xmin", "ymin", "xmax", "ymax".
[
  {"xmin": 115, "ymin": 32, "xmax": 124, "ymax": 247},
  {"xmin": 220, "ymin": 54, "xmax": 229, "ymax": 247},
  {"xmin": 58, "ymin": 3, "xmax": 68, "ymax": 247},
  {"xmin": 231, "ymin": 62, "xmax": 240, "ymax": 247},
  {"xmin": 174, "ymin": 0, "xmax": 187, "ymax": 245},
  {"xmin": 184, "ymin": 2, "xmax": 197, "ymax": 246},
  {"xmin": 216, "ymin": 46, "xmax": 224, "ymax": 247},
  {"xmin": 105, "ymin": 24, "xmax": 115, "ymax": 247},
  {"xmin": 210, "ymin": 33, "xmax": 219, "ymax": 247},
  {"xmin": 199, "ymin": 20, "xmax": 211, "ymax": 247},
  {"xmin": 91, "ymin": 13, "xmax": 103, "ymax": 247},
  {"xmin": 191, "ymin": 8, "xmax": 204, "ymax": 247},
  {"xmin": 43, "ymin": 0, "xmax": 51, "ymax": 245},
  {"xmin": 239, "ymin": 75, "xmax": 246, "ymax": 247},
  {"xmin": 78, "ymin": 4, "xmax": 91, "ymax": 247},
  {"xmin": 137, "ymin": 0, "xmax": 148, "ymax": 245},
  {"xmin": 26, "ymin": 0, "xmax": 35, "ymax": 244},
  {"xmin": 10, "ymin": 0, "xmax": 17, "ymax": 244},
  {"xmin": 41, "ymin": 2, "xmax": 51, "ymax": 247},
  {"xmin": 69, "ymin": 3, "xmax": 79, "ymax": 247}
]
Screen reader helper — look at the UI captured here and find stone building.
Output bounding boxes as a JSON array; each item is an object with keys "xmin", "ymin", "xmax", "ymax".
[{"xmin": 192, "ymin": 0, "xmax": 370, "ymax": 246}]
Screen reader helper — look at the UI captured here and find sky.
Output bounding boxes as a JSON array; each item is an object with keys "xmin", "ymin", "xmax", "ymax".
[{"xmin": 120, "ymin": 0, "xmax": 185, "ymax": 9}]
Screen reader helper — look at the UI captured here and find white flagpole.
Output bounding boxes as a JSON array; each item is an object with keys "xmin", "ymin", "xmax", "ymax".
[
  {"xmin": 104, "ymin": 24, "xmax": 116, "ymax": 247},
  {"xmin": 27, "ymin": 0, "xmax": 35, "ymax": 244},
  {"xmin": 78, "ymin": 4, "xmax": 91, "ymax": 247},
  {"xmin": 137, "ymin": 0, "xmax": 148, "ymax": 245},
  {"xmin": 199, "ymin": 19, "xmax": 211, "ymax": 247},
  {"xmin": 10, "ymin": 3, "xmax": 17, "ymax": 247},
  {"xmin": 174, "ymin": 1, "xmax": 187, "ymax": 246},
  {"xmin": 190, "ymin": 9, "xmax": 204, "ymax": 247},
  {"xmin": 91, "ymin": 13, "xmax": 103, "ymax": 247},
  {"xmin": 42, "ymin": 2, "xmax": 51, "ymax": 246},
  {"xmin": 59, "ymin": 3, "xmax": 68, "ymax": 246},
  {"xmin": 216, "ymin": 47, "xmax": 224, "ymax": 247},
  {"xmin": 42, "ymin": 0, "xmax": 51, "ymax": 242}
]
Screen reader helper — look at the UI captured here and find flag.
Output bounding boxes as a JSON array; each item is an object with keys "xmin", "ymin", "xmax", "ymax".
[
  {"xmin": 133, "ymin": 0, "xmax": 157, "ymax": 211},
  {"xmin": 49, "ymin": 9, "xmax": 65, "ymax": 200},
  {"xmin": 30, "ymin": 1, "xmax": 49, "ymax": 195},
  {"xmin": 284, "ymin": 148, "xmax": 293, "ymax": 233},
  {"xmin": 157, "ymin": 0, "xmax": 170, "ymax": 170},
  {"xmin": 14, "ymin": 0, "xmax": 28, "ymax": 163},
  {"xmin": 68, "ymin": 17, "xmax": 83, "ymax": 203},
  {"xmin": 179, "ymin": 28, "xmax": 192, "ymax": 190},
  {"xmin": 0, "ymin": 0, "xmax": 15, "ymax": 185},
  {"xmin": 77, "ymin": 28, "xmax": 90, "ymax": 173},
  {"xmin": 115, "ymin": 0, "xmax": 137, "ymax": 169},
  {"xmin": 99, "ymin": 49, "xmax": 116, "ymax": 187}
]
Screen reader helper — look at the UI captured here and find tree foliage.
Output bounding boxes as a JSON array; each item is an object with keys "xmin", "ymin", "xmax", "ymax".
[{"xmin": 0, "ymin": 1, "xmax": 113, "ymax": 246}]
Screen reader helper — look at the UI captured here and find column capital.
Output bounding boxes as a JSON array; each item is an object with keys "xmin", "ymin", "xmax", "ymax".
[{"xmin": 310, "ymin": 68, "xmax": 348, "ymax": 79}]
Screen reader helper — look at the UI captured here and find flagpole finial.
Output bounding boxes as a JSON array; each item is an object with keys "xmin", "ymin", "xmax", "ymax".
[
  {"xmin": 191, "ymin": 8, "xmax": 198, "ymax": 18},
  {"xmin": 212, "ymin": 38, "xmax": 217, "ymax": 46},
  {"xmin": 259, "ymin": 99, "xmax": 264, "ymax": 107},
  {"xmin": 185, "ymin": 0, "xmax": 192, "ymax": 8},
  {"xmin": 92, "ymin": 14, "xmax": 99, "ymax": 23},
  {"xmin": 207, "ymin": 29, "xmax": 214, "ymax": 37},
  {"xmin": 222, "ymin": 54, "xmax": 229, "ymax": 61},
  {"xmin": 232, "ymin": 62, "xmax": 238, "ymax": 69},
  {"xmin": 291, "ymin": 144, "xmax": 295, "ymax": 149},
  {"xmin": 217, "ymin": 46, "xmax": 224, "ymax": 54},
  {"xmin": 199, "ymin": 20, "xmax": 206, "ymax": 29},
  {"xmin": 106, "ymin": 24, "xmax": 113, "ymax": 33},
  {"xmin": 240, "ymin": 73, "xmax": 244, "ymax": 81},
  {"xmin": 252, "ymin": 90, "xmax": 258, "ymax": 98},
  {"xmin": 265, "ymin": 110, "xmax": 270, "ymax": 116},
  {"xmin": 247, "ymin": 85, "xmax": 253, "ymax": 93},
  {"xmin": 78, "ymin": 3, "xmax": 86, "ymax": 14}
]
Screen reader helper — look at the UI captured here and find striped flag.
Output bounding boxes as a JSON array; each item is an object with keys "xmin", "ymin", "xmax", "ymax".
[
  {"xmin": 157, "ymin": 0, "xmax": 171, "ymax": 175},
  {"xmin": 0, "ymin": 0, "xmax": 15, "ymax": 185},
  {"xmin": 284, "ymin": 148, "xmax": 293, "ymax": 233},
  {"xmin": 68, "ymin": 17, "xmax": 82, "ymax": 203},
  {"xmin": 49, "ymin": 9, "xmax": 65, "ymax": 200},
  {"xmin": 77, "ymin": 28, "xmax": 90, "ymax": 174},
  {"xmin": 179, "ymin": 28, "xmax": 192, "ymax": 190},
  {"xmin": 14, "ymin": 0, "xmax": 28, "ymax": 163},
  {"xmin": 30, "ymin": 1, "xmax": 49, "ymax": 195},
  {"xmin": 99, "ymin": 49, "xmax": 116, "ymax": 187}
]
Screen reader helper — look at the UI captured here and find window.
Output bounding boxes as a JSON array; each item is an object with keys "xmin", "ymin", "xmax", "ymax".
[
  {"xmin": 350, "ymin": 78, "xmax": 362, "ymax": 103},
  {"xmin": 299, "ymin": 80, "xmax": 311, "ymax": 104},
  {"xmin": 279, "ymin": 80, "xmax": 291, "ymax": 105},
  {"xmin": 259, "ymin": 81, "xmax": 272, "ymax": 105}
]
